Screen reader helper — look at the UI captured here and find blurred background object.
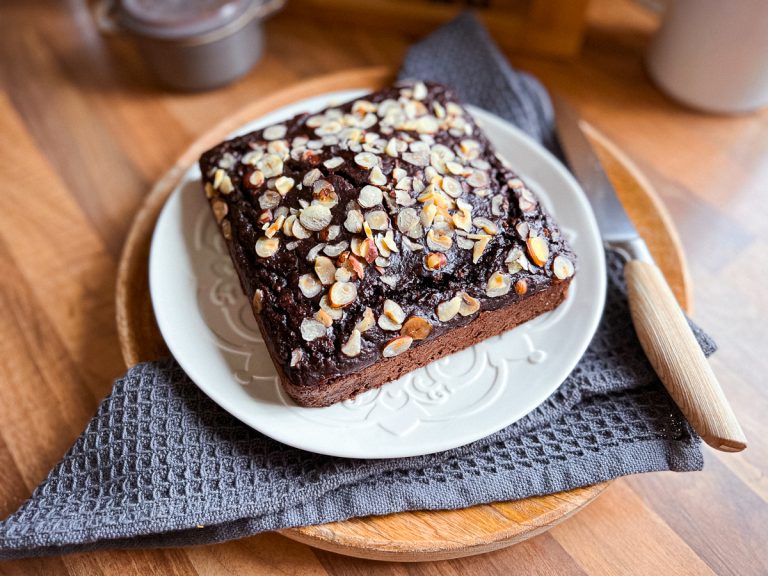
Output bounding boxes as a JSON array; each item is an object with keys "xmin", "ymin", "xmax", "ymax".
[
  {"xmin": 646, "ymin": 0, "xmax": 768, "ymax": 114},
  {"xmin": 282, "ymin": 0, "xmax": 590, "ymax": 59},
  {"xmin": 94, "ymin": 0, "xmax": 284, "ymax": 90}
]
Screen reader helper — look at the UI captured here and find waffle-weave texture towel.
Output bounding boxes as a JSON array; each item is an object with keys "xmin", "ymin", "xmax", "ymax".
[{"xmin": 0, "ymin": 13, "xmax": 714, "ymax": 559}]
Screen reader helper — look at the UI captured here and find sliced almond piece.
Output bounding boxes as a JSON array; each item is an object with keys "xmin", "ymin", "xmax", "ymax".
[
  {"xmin": 303, "ymin": 168, "xmax": 322, "ymax": 186},
  {"xmin": 252, "ymin": 289, "xmax": 264, "ymax": 313},
  {"xmin": 452, "ymin": 208, "xmax": 472, "ymax": 232},
  {"xmin": 467, "ymin": 170, "xmax": 489, "ymax": 188},
  {"xmin": 213, "ymin": 168, "xmax": 225, "ymax": 189},
  {"xmin": 219, "ymin": 174, "xmax": 234, "ymax": 194},
  {"xmin": 420, "ymin": 203, "xmax": 438, "ymax": 230},
  {"xmin": 348, "ymin": 254, "xmax": 366, "ymax": 279},
  {"xmin": 306, "ymin": 242, "xmax": 326, "ymax": 263},
  {"xmin": 491, "ymin": 194, "xmax": 505, "ymax": 216},
  {"xmin": 365, "ymin": 210, "xmax": 389, "ymax": 231},
  {"xmin": 300, "ymin": 204, "xmax": 332, "ymax": 231},
  {"xmin": 335, "ymin": 266, "xmax": 352, "ymax": 282},
  {"xmin": 314, "ymin": 255, "xmax": 336, "ymax": 285},
  {"xmin": 315, "ymin": 309, "xmax": 333, "ymax": 328},
  {"xmin": 341, "ymin": 329, "xmax": 362, "ymax": 357},
  {"xmin": 425, "ymin": 252, "xmax": 447, "ymax": 270},
  {"xmin": 519, "ymin": 188, "xmax": 537, "ymax": 212},
  {"xmin": 381, "ymin": 230, "xmax": 399, "ymax": 254},
  {"xmin": 359, "ymin": 185, "xmax": 383, "ymax": 208},
  {"xmin": 359, "ymin": 238, "xmax": 378, "ymax": 263},
  {"xmin": 259, "ymin": 154, "xmax": 283, "ymax": 178},
  {"xmin": 375, "ymin": 234, "xmax": 391, "ymax": 258},
  {"xmin": 282, "ymin": 214, "xmax": 296, "ymax": 237},
  {"xmin": 263, "ymin": 124, "xmax": 287, "ymax": 140},
  {"xmin": 486, "ymin": 272, "xmax": 512, "ymax": 297},
  {"xmin": 328, "ymin": 281, "xmax": 357, "ymax": 308},
  {"xmin": 323, "ymin": 241, "xmax": 349, "ymax": 257},
  {"xmin": 292, "ymin": 218, "xmax": 311, "ymax": 239},
  {"xmin": 378, "ymin": 314, "xmax": 402, "ymax": 332},
  {"xmin": 473, "ymin": 217, "xmax": 498, "ymax": 235},
  {"xmin": 259, "ymin": 190, "xmax": 281, "ymax": 210},
  {"xmin": 396, "ymin": 208, "xmax": 420, "ymax": 235},
  {"xmin": 369, "ymin": 166, "xmax": 387, "ymax": 186},
  {"xmin": 354, "ymin": 307, "xmax": 375, "ymax": 333},
  {"xmin": 458, "ymin": 292, "xmax": 480, "ymax": 316},
  {"xmin": 255, "ymin": 236, "xmax": 279, "ymax": 258},
  {"xmin": 552, "ymin": 255, "xmax": 575, "ymax": 280},
  {"xmin": 445, "ymin": 161, "xmax": 464, "ymax": 175},
  {"xmin": 264, "ymin": 214, "xmax": 285, "ymax": 238},
  {"xmin": 436, "ymin": 296, "xmax": 462, "ymax": 322},
  {"xmin": 515, "ymin": 278, "xmax": 528, "ymax": 295},
  {"xmin": 354, "ymin": 152, "xmax": 380, "ymax": 169},
  {"xmin": 323, "ymin": 156, "xmax": 344, "ymax": 169},
  {"xmin": 300, "ymin": 318, "xmax": 326, "ymax": 341},
  {"xmin": 221, "ymin": 219, "xmax": 232, "ymax": 240},
  {"xmin": 274, "ymin": 176, "xmax": 295, "ymax": 196},
  {"xmin": 383, "ymin": 299, "xmax": 406, "ymax": 325},
  {"xmin": 298, "ymin": 274, "xmax": 322, "ymax": 298},
  {"xmin": 401, "ymin": 316, "xmax": 432, "ymax": 340},
  {"xmin": 212, "ymin": 200, "xmax": 228, "ymax": 223},
  {"xmin": 527, "ymin": 236, "xmax": 550, "ymax": 267},
  {"xmin": 382, "ymin": 335, "xmax": 413, "ymax": 358},
  {"xmin": 441, "ymin": 176, "xmax": 463, "ymax": 198},
  {"xmin": 325, "ymin": 224, "xmax": 340, "ymax": 241},
  {"xmin": 319, "ymin": 295, "xmax": 343, "ymax": 320},
  {"xmin": 426, "ymin": 229, "xmax": 453, "ymax": 252},
  {"xmin": 344, "ymin": 209, "xmax": 364, "ymax": 233},
  {"xmin": 472, "ymin": 235, "xmax": 491, "ymax": 264},
  {"xmin": 290, "ymin": 348, "xmax": 303, "ymax": 367}
]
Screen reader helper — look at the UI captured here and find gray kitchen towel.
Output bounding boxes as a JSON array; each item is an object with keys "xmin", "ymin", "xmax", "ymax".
[{"xmin": 0, "ymin": 13, "xmax": 715, "ymax": 559}]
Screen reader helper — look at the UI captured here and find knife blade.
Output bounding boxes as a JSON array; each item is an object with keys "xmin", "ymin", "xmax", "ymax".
[
  {"xmin": 552, "ymin": 98, "xmax": 652, "ymax": 262},
  {"xmin": 552, "ymin": 97, "xmax": 746, "ymax": 453}
]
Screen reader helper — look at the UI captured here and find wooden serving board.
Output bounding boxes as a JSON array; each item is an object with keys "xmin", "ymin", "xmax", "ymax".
[{"xmin": 115, "ymin": 67, "xmax": 690, "ymax": 562}]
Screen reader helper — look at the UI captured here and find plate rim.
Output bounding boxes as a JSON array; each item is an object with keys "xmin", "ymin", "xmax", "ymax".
[{"xmin": 148, "ymin": 89, "xmax": 607, "ymax": 459}]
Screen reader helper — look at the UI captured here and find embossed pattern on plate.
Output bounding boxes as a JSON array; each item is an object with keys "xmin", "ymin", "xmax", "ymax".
[{"xmin": 149, "ymin": 91, "xmax": 606, "ymax": 459}]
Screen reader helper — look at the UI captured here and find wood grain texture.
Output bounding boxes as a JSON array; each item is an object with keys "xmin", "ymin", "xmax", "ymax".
[
  {"xmin": 1, "ymin": 0, "xmax": 767, "ymax": 573},
  {"xmin": 626, "ymin": 260, "xmax": 746, "ymax": 452},
  {"xmin": 114, "ymin": 67, "xmax": 688, "ymax": 562}
]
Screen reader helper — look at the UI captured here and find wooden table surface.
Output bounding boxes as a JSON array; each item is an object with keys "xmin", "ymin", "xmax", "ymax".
[{"xmin": 0, "ymin": 0, "xmax": 766, "ymax": 574}]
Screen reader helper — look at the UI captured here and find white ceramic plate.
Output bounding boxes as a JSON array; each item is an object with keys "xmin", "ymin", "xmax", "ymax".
[{"xmin": 149, "ymin": 89, "xmax": 606, "ymax": 459}]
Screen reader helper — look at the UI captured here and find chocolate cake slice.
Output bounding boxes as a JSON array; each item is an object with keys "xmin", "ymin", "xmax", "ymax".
[{"xmin": 199, "ymin": 81, "xmax": 576, "ymax": 407}]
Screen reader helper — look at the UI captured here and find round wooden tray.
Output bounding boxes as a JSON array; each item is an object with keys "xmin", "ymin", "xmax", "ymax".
[{"xmin": 116, "ymin": 67, "xmax": 690, "ymax": 562}]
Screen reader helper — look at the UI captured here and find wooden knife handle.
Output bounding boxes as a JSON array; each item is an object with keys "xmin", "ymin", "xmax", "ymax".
[{"xmin": 625, "ymin": 260, "xmax": 747, "ymax": 452}]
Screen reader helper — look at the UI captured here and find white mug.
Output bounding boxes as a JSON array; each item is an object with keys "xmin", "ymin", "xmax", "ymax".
[{"xmin": 646, "ymin": 0, "xmax": 768, "ymax": 114}]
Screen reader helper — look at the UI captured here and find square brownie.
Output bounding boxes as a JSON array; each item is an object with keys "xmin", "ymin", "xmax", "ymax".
[{"xmin": 199, "ymin": 81, "xmax": 576, "ymax": 407}]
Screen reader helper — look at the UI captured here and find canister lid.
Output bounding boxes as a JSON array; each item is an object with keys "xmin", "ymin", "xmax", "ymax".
[{"xmin": 115, "ymin": 0, "xmax": 254, "ymax": 39}]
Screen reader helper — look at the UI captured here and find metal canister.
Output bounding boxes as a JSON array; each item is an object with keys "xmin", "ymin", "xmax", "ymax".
[{"xmin": 94, "ymin": 0, "xmax": 284, "ymax": 91}]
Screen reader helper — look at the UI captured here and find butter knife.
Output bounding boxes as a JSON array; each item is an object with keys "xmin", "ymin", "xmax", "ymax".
[{"xmin": 553, "ymin": 98, "xmax": 746, "ymax": 452}]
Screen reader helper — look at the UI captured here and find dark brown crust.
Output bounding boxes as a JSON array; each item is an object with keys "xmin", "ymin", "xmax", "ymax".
[{"xmin": 270, "ymin": 280, "xmax": 571, "ymax": 407}]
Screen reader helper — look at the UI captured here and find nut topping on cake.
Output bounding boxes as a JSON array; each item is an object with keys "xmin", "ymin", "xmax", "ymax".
[
  {"xmin": 527, "ymin": 236, "xmax": 550, "ymax": 267},
  {"xmin": 458, "ymin": 292, "xmax": 480, "ymax": 316},
  {"xmin": 383, "ymin": 335, "xmax": 413, "ymax": 358},
  {"xmin": 486, "ymin": 272, "xmax": 512, "ymax": 297},
  {"xmin": 328, "ymin": 281, "xmax": 357, "ymax": 308},
  {"xmin": 553, "ymin": 255, "xmax": 575, "ymax": 280},
  {"xmin": 436, "ymin": 296, "xmax": 462, "ymax": 322},
  {"xmin": 341, "ymin": 329, "xmax": 362, "ymax": 357},
  {"xmin": 401, "ymin": 316, "xmax": 433, "ymax": 340},
  {"xmin": 300, "ymin": 318, "xmax": 326, "ymax": 341}
]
